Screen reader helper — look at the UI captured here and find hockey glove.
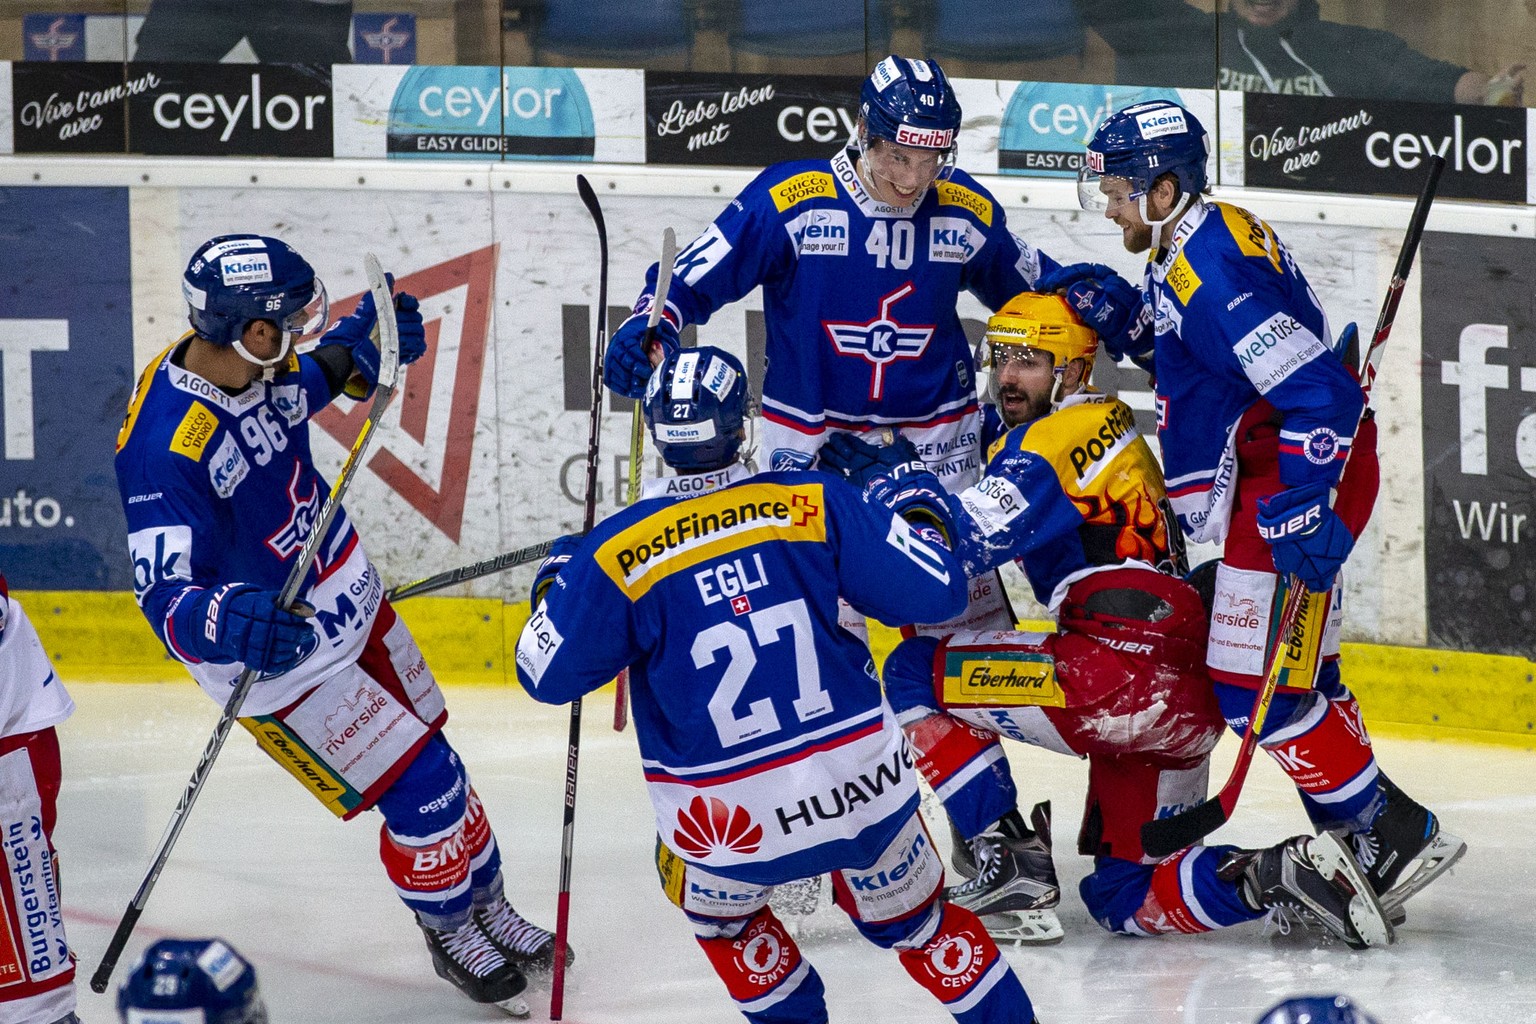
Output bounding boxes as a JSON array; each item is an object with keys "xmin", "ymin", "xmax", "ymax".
[
  {"xmin": 531, "ymin": 535, "xmax": 584, "ymax": 608},
  {"xmin": 604, "ymin": 311, "xmax": 681, "ymax": 399},
  {"xmin": 317, "ymin": 283, "xmax": 428, "ymax": 399},
  {"xmin": 817, "ymin": 431, "xmax": 926, "ymax": 493},
  {"xmin": 1035, "ymin": 263, "xmax": 1153, "ymax": 363},
  {"xmin": 180, "ymin": 583, "xmax": 317, "ymax": 675},
  {"xmin": 1255, "ymin": 481, "xmax": 1355, "ymax": 592},
  {"xmin": 865, "ymin": 470, "xmax": 957, "ymax": 548}
]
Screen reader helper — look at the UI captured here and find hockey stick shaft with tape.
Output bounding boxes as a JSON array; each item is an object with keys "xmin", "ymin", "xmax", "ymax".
[{"xmin": 92, "ymin": 254, "xmax": 403, "ymax": 992}]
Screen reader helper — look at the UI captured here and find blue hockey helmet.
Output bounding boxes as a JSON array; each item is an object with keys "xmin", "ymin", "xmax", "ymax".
[
  {"xmin": 182, "ymin": 234, "xmax": 329, "ymax": 350},
  {"xmin": 644, "ymin": 345, "xmax": 749, "ymax": 472},
  {"xmin": 1077, "ymin": 100, "xmax": 1209, "ymax": 212},
  {"xmin": 1257, "ymin": 995, "xmax": 1382, "ymax": 1024},
  {"xmin": 860, "ymin": 55, "xmax": 961, "ymax": 153},
  {"xmin": 118, "ymin": 938, "xmax": 269, "ymax": 1024}
]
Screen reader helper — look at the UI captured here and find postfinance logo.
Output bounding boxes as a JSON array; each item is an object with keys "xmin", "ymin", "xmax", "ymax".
[{"xmin": 596, "ymin": 482, "xmax": 826, "ymax": 598}]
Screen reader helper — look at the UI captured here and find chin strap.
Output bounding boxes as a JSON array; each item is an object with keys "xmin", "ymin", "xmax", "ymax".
[
  {"xmin": 232, "ymin": 332, "xmax": 295, "ymax": 382},
  {"xmin": 1143, "ymin": 192, "xmax": 1195, "ymax": 253}
]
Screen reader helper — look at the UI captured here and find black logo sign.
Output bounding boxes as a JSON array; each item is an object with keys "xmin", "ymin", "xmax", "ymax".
[
  {"xmin": 13, "ymin": 62, "xmax": 135, "ymax": 153},
  {"xmin": 126, "ymin": 63, "xmax": 333, "ymax": 157},
  {"xmin": 1420, "ymin": 232, "xmax": 1536, "ymax": 654},
  {"xmin": 1243, "ymin": 94, "xmax": 1526, "ymax": 202},
  {"xmin": 645, "ymin": 71, "xmax": 861, "ymax": 167}
]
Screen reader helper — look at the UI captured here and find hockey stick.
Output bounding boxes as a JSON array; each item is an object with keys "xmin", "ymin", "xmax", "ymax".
[
  {"xmin": 383, "ymin": 539, "xmax": 560, "ymax": 603},
  {"xmin": 550, "ymin": 174, "xmax": 610, "ymax": 1020},
  {"xmin": 91, "ymin": 255, "xmax": 403, "ymax": 993},
  {"xmin": 1140, "ymin": 155, "xmax": 1445, "ymax": 860},
  {"xmin": 613, "ymin": 226, "xmax": 678, "ymax": 733}
]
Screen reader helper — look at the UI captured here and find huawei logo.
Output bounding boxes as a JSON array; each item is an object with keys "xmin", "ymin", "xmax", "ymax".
[{"xmin": 672, "ymin": 795, "xmax": 763, "ymax": 857}]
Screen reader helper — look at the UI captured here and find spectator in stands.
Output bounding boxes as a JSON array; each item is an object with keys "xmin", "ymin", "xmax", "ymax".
[
  {"xmin": 1078, "ymin": 0, "xmax": 1524, "ymax": 106},
  {"xmin": 134, "ymin": 0, "xmax": 353, "ymax": 62}
]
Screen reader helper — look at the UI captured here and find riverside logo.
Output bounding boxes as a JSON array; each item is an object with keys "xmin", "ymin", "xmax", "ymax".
[
  {"xmin": 595, "ymin": 483, "xmax": 826, "ymax": 596},
  {"xmin": 386, "ymin": 66, "xmax": 594, "ymax": 160},
  {"xmin": 999, "ymin": 83, "xmax": 1183, "ymax": 178}
]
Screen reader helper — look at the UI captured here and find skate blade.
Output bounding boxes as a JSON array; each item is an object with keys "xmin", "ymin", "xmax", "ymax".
[
  {"xmin": 495, "ymin": 994, "xmax": 531, "ymax": 1019},
  {"xmin": 1309, "ymin": 832, "xmax": 1394, "ymax": 949},
  {"xmin": 1380, "ymin": 829, "xmax": 1467, "ymax": 920},
  {"xmin": 980, "ymin": 909, "xmax": 1064, "ymax": 946}
]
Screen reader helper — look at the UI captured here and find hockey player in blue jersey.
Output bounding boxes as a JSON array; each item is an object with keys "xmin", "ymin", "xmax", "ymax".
[
  {"xmin": 517, "ymin": 346, "xmax": 1040, "ymax": 1024},
  {"xmin": 829, "ymin": 294, "xmax": 1391, "ymax": 950},
  {"xmin": 1062, "ymin": 101, "xmax": 1464, "ymax": 920},
  {"xmin": 114, "ymin": 235, "xmax": 562, "ymax": 1017}
]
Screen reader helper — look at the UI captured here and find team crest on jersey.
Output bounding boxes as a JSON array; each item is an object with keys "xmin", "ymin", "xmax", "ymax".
[
  {"xmin": 270, "ymin": 384, "xmax": 308, "ymax": 426},
  {"xmin": 208, "ymin": 432, "xmax": 250, "ymax": 498},
  {"xmin": 265, "ymin": 461, "xmax": 320, "ymax": 559},
  {"xmin": 823, "ymin": 282, "xmax": 935, "ymax": 400}
]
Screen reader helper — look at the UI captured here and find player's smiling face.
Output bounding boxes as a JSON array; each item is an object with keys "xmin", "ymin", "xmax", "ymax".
[
  {"xmin": 862, "ymin": 138, "xmax": 946, "ymax": 208},
  {"xmin": 1100, "ymin": 178, "xmax": 1153, "ymax": 254}
]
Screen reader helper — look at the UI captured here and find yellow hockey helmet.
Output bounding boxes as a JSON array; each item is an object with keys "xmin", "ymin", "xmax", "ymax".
[{"xmin": 984, "ymin": 291, "xmax": 1100, "ymax": 382}]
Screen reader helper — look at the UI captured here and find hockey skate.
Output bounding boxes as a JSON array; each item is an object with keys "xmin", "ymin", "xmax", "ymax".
[
  {"xmin": 475, "ymin": 898, "xmax": 573, "ymax": 976},
  {"xmin": 945, "ymin": 802, "xmax": 1064, "ymax": 945},
  {"xmin": 1339, "ymin": 774, "xmax": 1467, "ymax": 922},
  {"xmin": 1227, "ymin": 832, "xmax": 1393, "ymax": 950},
  {"xmin": 419, "ymin": 918, "xmax": 530, "ymax": 1018}
]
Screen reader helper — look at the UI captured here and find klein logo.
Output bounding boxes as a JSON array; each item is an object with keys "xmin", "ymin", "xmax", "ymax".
[
  {"xmin": 823, "ymin": 283, "xmax": 935, "ymax": 400},
  {"xmin": 265, "ymin": 461, "xmax": 320, "ymax": 559},
  {"xmin": 672, "ymin": 795, "xmax": 763, "ymax": 858}
]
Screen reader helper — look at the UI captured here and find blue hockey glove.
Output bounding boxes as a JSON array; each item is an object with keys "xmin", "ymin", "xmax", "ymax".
[
  {"xmin": 817, "ymin": 431, "xmax": 926, "ymax": 492},
  {"xmin": 531, "ymin": 535, "xmax": 584, "ymax": 608},
  {"xmin": 317, "ymin": 281, "xmax": 428, "ymax": 398},
  {"xmin": 1035, "ymin": 262, "xmax": 1152, "ymax": 362},
  {"xmin": 864, "ymin": 470, "xmax": 957, "ymax": 547},
  {"xmin": 182, "ymin": 583, "xmax": 317, "ymax": 675},
  {"xmin": 604, "ymin": 311, "xmax": 681, "ymax": 399},
  {"xmin": 1255, "ymin": 481, "xmax": 1355, "ymax": 592}
]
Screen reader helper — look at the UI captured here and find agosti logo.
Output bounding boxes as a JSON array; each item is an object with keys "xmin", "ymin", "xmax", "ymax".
[{"xmin": 597, "ymin": 483, "xmax": 825, "ymax": 594}]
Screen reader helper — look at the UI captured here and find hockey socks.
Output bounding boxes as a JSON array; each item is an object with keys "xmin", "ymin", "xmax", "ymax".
[
  {"xmin": 1079, "ymin": 847, "xmax": 1261, "ymax": 936},
  {"xmin": 896, "ymin": 902, "xmax": 1035, "ymax": 1024},
  {"xmin": 695, "ymin": 908, "xmax": 826, "ymax": 1024},
  {"xmin": 1214, "ymin": 681, "xmax": 1379, "ymax": 831},
  {"xmin": 903, "ymin": 712, "xmax": 1019, "ymax": 840}
]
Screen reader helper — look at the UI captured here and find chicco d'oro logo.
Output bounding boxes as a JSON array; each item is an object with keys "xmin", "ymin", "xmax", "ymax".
[{"xmin": 672, "ymin": 796, "xmax": 763, "ymax": 858}]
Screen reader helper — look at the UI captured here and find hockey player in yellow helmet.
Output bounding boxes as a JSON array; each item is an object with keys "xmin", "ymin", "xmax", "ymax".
[{"xmin": 982, "ymin": 291, "xmax": 1100, "ymax": 429}]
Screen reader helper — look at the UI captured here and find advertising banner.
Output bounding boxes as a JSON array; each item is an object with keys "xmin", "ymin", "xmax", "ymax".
[
  {"xmin": 331, "ymin": 65, "xmax": 643, "ymax": 162},
  {"xmin": 126, "ymin": 63, "xmax": 333, "ymax": 157},
  {"xmin": 11, "ymin": 62, "xmax": 133, "ymax": 153},
  {"xmin": 643, "ymin": 71, "xmax": 859, "ymax": 167},
  {"xmin": 1243, "ymin": 93, "xmax": 1527, "ymax": 203},
  {"xmin": 0, "ymin": 187, "xmax": 135, "ymax": 589},
  {"xmin": 1420, "ymin": 232, "xmax": 1536, "ymax": 655},
  {"xmin": 996, "ymin": 84, "xmax": 1216, "ymax": 180}
]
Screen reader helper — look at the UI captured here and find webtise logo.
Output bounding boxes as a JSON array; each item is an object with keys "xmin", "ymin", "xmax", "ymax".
[
  {"xmin": 312, "ymin": 245, "xmax": 498, "ymax": 543},
  {"xmin": 386, "ymin": 65, "xmax": 594, "ymax": 160}
]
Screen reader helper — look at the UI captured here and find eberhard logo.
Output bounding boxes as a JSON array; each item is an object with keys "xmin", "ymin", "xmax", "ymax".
[
  {"xmin": 941, "ymin": 651, "xmax": 1063, "ymax": 707},
  {"xmin": 597, "ymin": 483, "xmax": 826, "ymax": 596},
  {"xmin": 935, "ymin": 181, "xmax": 992, "ymax": 227},
  {"xmin": 771, "ymin": 170, "xmax": 835, "ymax": 212}
]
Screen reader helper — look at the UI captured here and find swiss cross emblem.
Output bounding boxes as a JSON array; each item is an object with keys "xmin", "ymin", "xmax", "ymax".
[{"xmin": 730, "ymin": 595, "xmax": 752, "ymax": 616}]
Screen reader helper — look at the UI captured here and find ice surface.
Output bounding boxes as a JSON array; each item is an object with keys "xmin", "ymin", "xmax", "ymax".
[{"xmin": 59, "ymin": 684, "xmax": 1536, "ymax": 1024}]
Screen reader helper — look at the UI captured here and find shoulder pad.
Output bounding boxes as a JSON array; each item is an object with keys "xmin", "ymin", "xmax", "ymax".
[{"xmin": 1213, "ymin": 202, "xmax": 1284, "ymax": 275}]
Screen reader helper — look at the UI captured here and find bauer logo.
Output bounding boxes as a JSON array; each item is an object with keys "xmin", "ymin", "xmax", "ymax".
[
  {"xmin": 386, "ymin": 66, "xmax": 594, "ymax": 160},
  {"xmin": 999, "ymin": 83, "xmax": 1186, "ymax": 178}
]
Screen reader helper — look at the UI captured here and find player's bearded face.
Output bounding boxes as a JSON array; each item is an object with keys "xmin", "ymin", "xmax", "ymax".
[
  {"xmin": 862, "ymin": 138, "xmax": 947, "ymax": 208},
  {"xmin": 1100, "ymin": 178, "xmax": 1153, "ymax": 254},
  {"xmin": 989, "ymin": 345, "xmax": 1056, "ymax": 427}
]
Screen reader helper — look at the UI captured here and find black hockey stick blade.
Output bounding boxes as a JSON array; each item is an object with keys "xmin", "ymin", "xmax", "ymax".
[{"xmin": 1140, "ymin": 792, "xmax": 1233, "ymax": 860}]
